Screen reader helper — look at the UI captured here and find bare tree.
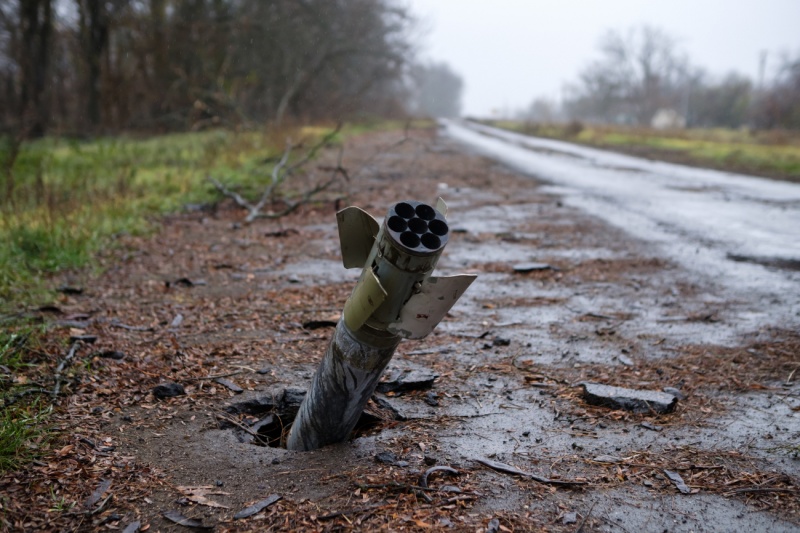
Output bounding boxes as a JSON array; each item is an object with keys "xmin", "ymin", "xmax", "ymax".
[
  {"xmin": 755, "ymin": 51, "xmax": 800, "ymax": 129},
  {"xmin": 565, "ymin": 26, "xmax": 688, "ymax": 125},
  {"xmin": 408, "ymin": 61, "xmax": 464, "ymax": 118},
  {"xmin": 0, "ymin": 0, "xmax": 415, "ymax": 135},
  {"xmin": 689, "ymin": 71, "xmax": 751, "ymax": 128},
  {"xmin": 18, "ymin": 0, "xmax": 53, "ymax": 137}
]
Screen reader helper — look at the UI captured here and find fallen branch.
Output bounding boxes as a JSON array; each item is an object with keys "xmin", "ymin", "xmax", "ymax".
[
  {"xmin": 52, "ymin": 341, "xmax": 82, "ymax": 400},
  {"xmin": 475, "ymin": 457, "xmax": 587, "ymax": 487},
  {"xmin": 419, "ymin": 466, "xmax": 459, "ymax": 489},
  {"xmin": 2, "ymin": 387, "xmax": 50, "ymax": 407},
  {"xmin": 213, "ymin": 413, "xmax": 270, "ymax": 446},
  {"xmin": 208, "ymin": 124, "xmax": 345, "ymax": 223}
]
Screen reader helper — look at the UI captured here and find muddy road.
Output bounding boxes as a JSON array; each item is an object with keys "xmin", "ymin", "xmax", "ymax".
[{"xmin": 16, "ymin": 125, "xmax": 799, "ymax": 531}]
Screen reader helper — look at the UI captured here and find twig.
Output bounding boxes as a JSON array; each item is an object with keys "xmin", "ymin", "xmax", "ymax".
[
  {"xmin": 575, "ymin": 503, "xmax": 596, "ymax": 533},
  {"xmin": 727, "ymin": 487, "xmax": 799, "ymax": 495},
  {"xmin": 251, "ymin": 139, "xmax": 293, "ymax": 217},
  {"xmin": 213, "ymin": 413, "xmax": 269, "ymax": 446},
  {"xmin": 52, "ymin": 341, "xmax": 82, "ymax": 400},
  {"xmin": 316, "ymin": 503, "xmax": 388, "ymax": 521},
  {"xmin": 185, "ymin": 370, "xmax": 243, "ymax": 381},
  {"xmin": 475, "ymin": 457, "xmax": 586, "ymax": 487},
  {"xmin": 3, "ymin": 387, "xmax": 50, "ymax": 407},
  {"xmin": 419, "ymin": 466, "xmax": 459, "ymax": 489},
  {"xmin": 109, "ymin": 320, "xmax": 154, "ymax": 332}
]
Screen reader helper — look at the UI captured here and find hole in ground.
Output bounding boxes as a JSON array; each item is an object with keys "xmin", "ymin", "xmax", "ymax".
[{"xmin": 219, "ymin": 388, "xmax": 404, "ymax": 448}]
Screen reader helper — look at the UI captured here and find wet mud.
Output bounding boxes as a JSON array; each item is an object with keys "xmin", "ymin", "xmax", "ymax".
[{"xmin": 43, "ymin": 126, "xmax": 799, "ymax": 531}]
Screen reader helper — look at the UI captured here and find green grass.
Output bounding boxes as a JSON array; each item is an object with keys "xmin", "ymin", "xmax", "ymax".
[
  {"xmin": 0, "ymin": 326, "xmax": 53, "ymax": 473},
  {"xmin": 0, "ymin": 402, "xmax": 51, "ymax": 473},
  {"xmin": 0, "ymin": 324, "xmax": 51, "ymax": 473},
  {"xmin": 0, "ymin": 125, "xmax": 348, "ymax": 311},
  {"xmin": 486, "ymin": 120, "xmax": 800, "ymax": 180}
]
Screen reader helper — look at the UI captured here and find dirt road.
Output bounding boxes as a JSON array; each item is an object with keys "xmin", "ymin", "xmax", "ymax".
[{"xmin": 6, "ymin": 126, "xmax": 798, "ymax": 531}]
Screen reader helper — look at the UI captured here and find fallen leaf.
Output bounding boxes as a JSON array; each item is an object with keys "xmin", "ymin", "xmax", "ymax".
[
  {"xmin": 177, "ymin": 485, "xmax": 230, "ymax": 509},
  {"xmin": 84, "ymin": 479, "xmax": 111, "ymax": 509},
  {"xmin": 664, "ymin": 469, "xmax": 691, "ymax": 494}
]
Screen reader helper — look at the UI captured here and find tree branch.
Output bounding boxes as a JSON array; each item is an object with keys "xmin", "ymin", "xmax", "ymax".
[{"xmin": 208, "ymin": 124, "xmax": 345, "ymax": 223}]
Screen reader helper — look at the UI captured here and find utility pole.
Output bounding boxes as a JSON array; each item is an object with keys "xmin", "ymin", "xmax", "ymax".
[{"xmin": 287, "ymin": 199, "xmax": 475, "ymax": 451}]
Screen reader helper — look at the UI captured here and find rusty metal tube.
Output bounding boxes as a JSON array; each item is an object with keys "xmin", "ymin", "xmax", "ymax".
[{"xmin": 286, "ymin": 200, "xmax": 473, "ymax": 451}]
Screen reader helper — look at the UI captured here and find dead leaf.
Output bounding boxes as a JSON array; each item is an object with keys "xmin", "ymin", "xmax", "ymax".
[
  {"xmin": 664, "ymin": 469, "xmax": 691, "ymax": 494},
  {"xmin": 84, "ymin": 479, "xmax": 111, "ymax": 509},
  {"xmin": 176, "ymin": 485, "xmax": 230, "ymax": 509}
]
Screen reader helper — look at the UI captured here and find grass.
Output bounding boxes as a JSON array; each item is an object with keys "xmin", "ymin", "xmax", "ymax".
[
  {"xmin": 0, "ymin": 325, "xmax": 53, "ymax": 473},
  {"xmin": 486, "ymin": 120, "xmax": 800, "ymax": 181},
  {"xmin": 0, "ymin": 124, "xmax": 350, "ymax": 312},
  {"xmin": 0, "ymin": 402, "xmax": 51, "ymax": 473},
  {"xmin": 0, "ymin": 120, "xmax": 420, "ymax": 473}
]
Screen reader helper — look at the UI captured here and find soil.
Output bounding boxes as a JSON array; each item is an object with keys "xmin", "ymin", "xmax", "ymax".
[{"xmin": 2, "ymin": 126, "xmax": 799, "ymax": 532}]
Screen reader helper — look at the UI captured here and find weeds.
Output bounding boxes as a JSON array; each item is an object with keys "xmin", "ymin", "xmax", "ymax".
[
  {"xmin": 0, "ymin": 402, "xmax": 51, "ymax": 473},
  {"xmin": 488, "ymin": 120, "xmax": 800, "ymax": 180},
  {"xmin": 0, "ymin": 125, "xmax": 348, "ymax": 311}
]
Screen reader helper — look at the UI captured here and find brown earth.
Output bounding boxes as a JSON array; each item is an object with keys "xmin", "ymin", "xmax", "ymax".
[{"xmin": 2, "ymin": 127, "xmax": 799, "ymax": 532}]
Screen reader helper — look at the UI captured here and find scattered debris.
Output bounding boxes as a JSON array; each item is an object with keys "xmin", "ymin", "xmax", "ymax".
[
  {"xmin": 513, "ymin": 262, "xmax": 553, "ymax": 273},
  {"xmin": 121, "ymin": 521, "xmax": 140, "ymax": 533},
  {"xmin": 177, "ymin": 485, "xmax": 230, "ymax": 508},
  {"xmin": 162, "ymin": 510, "xmax": 213, "ymax": 529},
  {"xmin": 302, "ymin": 319, "xmax": 338, "ymax": 330},
  {"xmin": 419, "ymin": 466, "xmax": 459, "ymax": 489},
  {"xmin": 170, "ymin": 277, "xmax": 207, "ymax": 287},
  {"xmin": 639, "ymin": 422, "xmax": 663, "ymax": 432},
  {"xmin": 369, "ymin": 395, "xmax": 406, "ymax": 420},
  {"xmin": 52, "ymin": 341, "xmax": 82, "ymax": 399},
  {"xmin": 214, "ymin": 378, "xmax": 243, "ymax": 393},
  {"xmin": 69, "ymin": 334, "xmax": 97, "ymax": 344},
  {"xmin": 375, "ymin": 451, "xmax": 398, "ymax": 465},
  {"xmin": 234, "ymin": 494, "xmax": 282, "ymax": 519},
  {"xmin": 424, "ymin": 391, "xmax": 440, "ymax": 406},
  {"xmin": 618, "ymin": 354, "xmax": 634, "ymax": 366},
  {"xmin": 579, "ymin": 382, "xmax": 678, "ymax": 414},
  {"xmin": 483, "ymin": 336, "xmax": 511, "ymax": 349},
  {"xmin": 56, "ymin": 285, "xmax": 84, "ymax": 295},
  {"xmin": 170, "ymin": 314, "xmax": 184, "ymax": 328},
  {"xmin": 109, "ymin": 319, "xmax": 154, "ymax": 332},
  {"xmin": 376, "ymin": 370, "xmax": 438, "ymax": 393},
  {"xmin": 84, "ymin": 479, "xmax": 111, "ymax": 510},
  {"xmin": 562, "ymin": 511, "xmax": 578, "ymax": 525},
  {"xmin": 475, "ymin": 457, "xmax": 586, "ymax": 487},
  {"xmin": 95, "ymin": 350, "xmax": 125, "ymax": 360},
  {"xmin": 593, "ymin": 455, "xmax": 623, "ymax": 463},
  {"xmin": 663, "ymin": 386, "xmax": 687, "ymax": 400},
  {"xmin": 152, "ymin": 382, "xmax": 186, "ymax": 400},
  {"xmin": 664, "ymin": 469, "xmax": 692, "ymax": 494},
  {"xmin": 265, "ymin": 228, "xmax": 299, "ymax": 237},
  {"xmin": 487, "ymin": 517, "xmax": 501, "ymax": 533}
]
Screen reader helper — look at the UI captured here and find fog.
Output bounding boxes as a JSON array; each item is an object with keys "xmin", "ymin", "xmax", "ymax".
[{"xmin": 407, "ymin": 0, "xmax": 800, "ymax": 117}]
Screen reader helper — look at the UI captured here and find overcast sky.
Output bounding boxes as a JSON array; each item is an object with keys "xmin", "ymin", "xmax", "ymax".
[{"xmin": 406, "ymin": 0, "xmax": 800, "ymax": 117}]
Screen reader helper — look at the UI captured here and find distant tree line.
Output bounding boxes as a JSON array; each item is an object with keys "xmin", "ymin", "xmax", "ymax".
[
  {"xmin": 522, "ymin": 26, "xmax": 800, "ymax": 130},
  {"xmin": 0, "ymin": 0, "xmax": 441, "ymax": 137}
]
